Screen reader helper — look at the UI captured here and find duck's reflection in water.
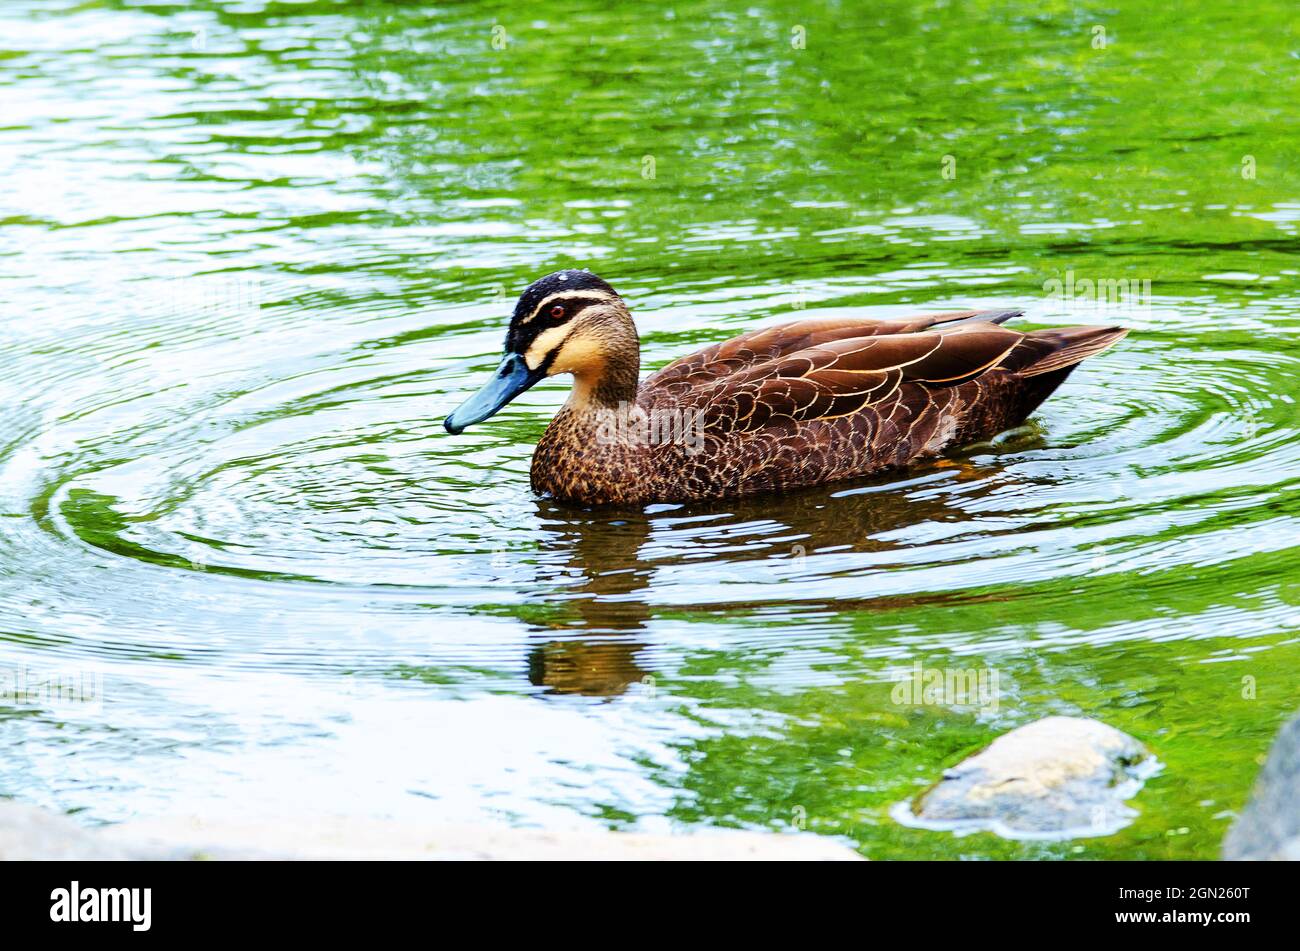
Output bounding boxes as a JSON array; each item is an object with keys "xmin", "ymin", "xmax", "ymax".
[
  {"xmin": 525, "ymin": 508, "xmax": 654, "ymax": 697},
  {"xmin": 524, "ymin": 458, "xmax": 1017, "ymax": 698}
]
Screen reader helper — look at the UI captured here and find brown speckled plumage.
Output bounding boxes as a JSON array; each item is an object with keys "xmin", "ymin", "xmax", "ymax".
[{"xmin": 446, "ymin": 271, "xmax": 1128, "ymax": 505}]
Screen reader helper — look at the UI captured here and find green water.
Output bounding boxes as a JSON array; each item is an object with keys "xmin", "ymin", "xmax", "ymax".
[{"xmin": 1, "ymin": 0, "xmax": 1298, "ymax": 858}]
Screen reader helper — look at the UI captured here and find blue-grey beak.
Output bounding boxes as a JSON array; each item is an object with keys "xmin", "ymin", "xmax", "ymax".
[{"xmin": 444, "ymin": 353, "xmax": 544, "ymax": 434}]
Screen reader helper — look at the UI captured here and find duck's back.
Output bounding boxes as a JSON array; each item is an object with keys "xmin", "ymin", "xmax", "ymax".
[{"xmin": 631, "ymin": 310, "xmax": 1126, "ymax": 502}]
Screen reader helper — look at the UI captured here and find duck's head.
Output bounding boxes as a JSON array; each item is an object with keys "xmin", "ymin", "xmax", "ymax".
[{"xmin": 444, "ymin": 270, "xmax": 639, "ymax": 434}]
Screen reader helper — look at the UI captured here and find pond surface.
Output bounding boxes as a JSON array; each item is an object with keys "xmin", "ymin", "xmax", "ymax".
[{"xmin": 1, "ymin": 0, "xmax": 1298, "ymax": 858}]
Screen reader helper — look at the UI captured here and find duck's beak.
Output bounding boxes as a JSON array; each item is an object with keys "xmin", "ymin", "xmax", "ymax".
[{"xmin": 444, "ymin": 353, "xmax": 544, "ymax": 434}]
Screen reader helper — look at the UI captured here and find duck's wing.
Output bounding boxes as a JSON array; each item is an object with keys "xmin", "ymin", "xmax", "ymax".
[
  {"xmin": 642, "ymin": 309, "xmax": 1022, "ymax": 392},
  {"xmin": 650, "ymin": 320, "xmax": 1126, "ymax": 435}
]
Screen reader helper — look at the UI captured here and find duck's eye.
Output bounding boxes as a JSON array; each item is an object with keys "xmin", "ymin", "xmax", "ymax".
[{"xmin": 550, "ymin": 304, "xmax": 565, "ymax": 319}]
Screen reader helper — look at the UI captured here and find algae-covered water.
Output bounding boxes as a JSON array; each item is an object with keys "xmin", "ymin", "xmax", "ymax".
[{"xmin": 1, "ymin": 0, "xmax": 1298, "ymax": 858}]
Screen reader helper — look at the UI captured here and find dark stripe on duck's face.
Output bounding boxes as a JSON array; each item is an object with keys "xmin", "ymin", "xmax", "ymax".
[
  {"xmin": 505, "ymin": 291, "xmax": 611, "ymax": 353},
  {"xmin": 510, "ymin": 270, "xmax": 617, "ymax": 324}
]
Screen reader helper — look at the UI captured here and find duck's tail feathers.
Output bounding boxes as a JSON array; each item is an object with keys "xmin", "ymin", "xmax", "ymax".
[
  {"xmin": 1010, "ymin": 326, "xmax": 1129, "ymax": 377},
  {"xmin": 937, "ymin": 308, "xmax": 1023, "ymax": 328}
]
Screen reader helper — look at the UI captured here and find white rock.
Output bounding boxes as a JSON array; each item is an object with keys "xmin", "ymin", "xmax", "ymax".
[
  {"xmin": 0, "ymin": 802, "xmax": 860, "ymax": 861},
  {"xmin": 0, "ymin": 802, "xmax": 144, "ymax": 860},
  {"xmin": 108, "ymin": 816, "xmax": 862, "ymax": 861}
]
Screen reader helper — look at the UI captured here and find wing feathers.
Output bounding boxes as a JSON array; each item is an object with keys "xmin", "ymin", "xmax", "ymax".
[
  {"xmin": 645, "ymin": 310, "xmax": 1123, "ymax": 435},
  {"xmin": 644, "ymin": 308, "xmax": 1024, "ymax": 388}
]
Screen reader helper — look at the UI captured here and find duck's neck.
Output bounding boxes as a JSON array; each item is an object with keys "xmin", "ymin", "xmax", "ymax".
[
  {"xmin": 532, "ymin": 316, "xmax": 646, "ymax": 504},
  {"xmin": 533, "ymin": 347, "xmax": 645, "ymax": 505},
  {"xmin": 561, "ymin": 311, "xmax": 642, "ymax": 412},
  {"xmin": 570, "ymin": 346, "xmax": 641, "ymax": 411}
]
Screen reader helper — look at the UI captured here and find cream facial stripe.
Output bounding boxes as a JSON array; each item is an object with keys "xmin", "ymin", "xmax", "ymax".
[
  {"xmin": 519, "ymin": 290, "xmax": 615, "ymax": 325},
  {"xmin": 524, "ymin": 324, "xmax": 571, "ymax": 371}
]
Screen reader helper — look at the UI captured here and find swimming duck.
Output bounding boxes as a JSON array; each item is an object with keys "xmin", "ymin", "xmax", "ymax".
[{"xmin": 444, "ymin": 270, "xmax": 1127, "ymax": 505}]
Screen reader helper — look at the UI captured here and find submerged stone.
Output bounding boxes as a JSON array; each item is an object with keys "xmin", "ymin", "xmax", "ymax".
[{"xmin": 908, "ymin": 716, "xmax": 1154, "ymax": 839}]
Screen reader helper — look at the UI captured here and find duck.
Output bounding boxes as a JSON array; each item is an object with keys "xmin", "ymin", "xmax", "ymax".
[{"xmin": 444, "ymin": 270, "xmax": 1127, "ymax": 505}]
